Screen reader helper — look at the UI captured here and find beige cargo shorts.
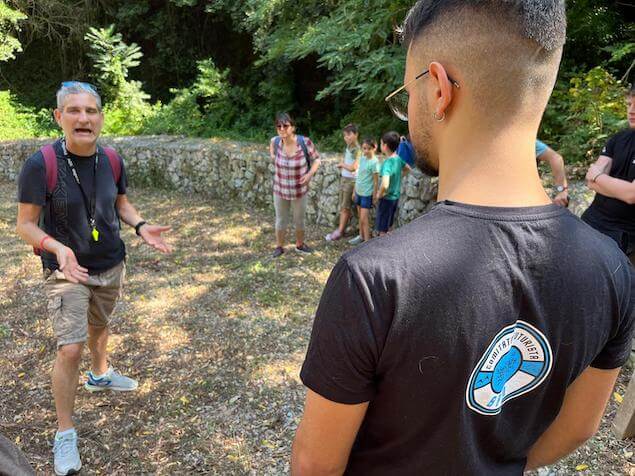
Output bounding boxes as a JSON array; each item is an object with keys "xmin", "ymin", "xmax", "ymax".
[{"xmin": 44, "ymin": 261, "xmax": 125, "ymax": 347}]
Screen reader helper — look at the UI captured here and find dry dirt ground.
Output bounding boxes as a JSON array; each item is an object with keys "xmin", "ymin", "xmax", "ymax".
[{"xmin": 1, "ymin": 179, "xmax": 634, "ymax": 475}]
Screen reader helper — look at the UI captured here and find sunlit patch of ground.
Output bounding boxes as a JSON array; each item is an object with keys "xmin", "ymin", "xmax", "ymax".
[{"xmin": 0, "ymin": 179, "xmax": 633, "ymax": 475}]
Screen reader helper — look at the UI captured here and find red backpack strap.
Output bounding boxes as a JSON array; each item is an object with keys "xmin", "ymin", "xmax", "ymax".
[
  {"xmin": 40, "ymin": 144, "xmax": 58, "ymax": 194},
  {"xmin": 102, "ymin": 147, "xmax": 122, "ymax": 185}
]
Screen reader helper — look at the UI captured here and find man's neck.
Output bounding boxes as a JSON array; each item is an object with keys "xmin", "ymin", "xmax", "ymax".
[
  {"xmin": 437, "ymin": 127, "xmax": 551, "ymax": 207},
  {"xmin": 64, "ymin": 138, "xmax": 97, "ymax": 157}
]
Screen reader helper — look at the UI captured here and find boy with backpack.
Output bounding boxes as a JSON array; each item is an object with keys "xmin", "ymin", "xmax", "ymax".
[{"xmin": 326, "ymin": 124, "xmax": 361, "ymax": 242}]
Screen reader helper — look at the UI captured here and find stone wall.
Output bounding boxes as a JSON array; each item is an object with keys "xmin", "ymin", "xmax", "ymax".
[{"xmin": 0, "ymin": 136, "xmax": 439, "ymax": 227}]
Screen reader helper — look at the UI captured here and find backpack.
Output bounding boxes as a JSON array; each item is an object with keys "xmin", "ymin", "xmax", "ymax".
[
  {"xmin": 40, "ymin": 142, "xmax": 122, "ymax": 194},
  {"xmin": 33, "ymin": 142, "xmax": 123, "ymax": 256},
  {"xmin": 274, "ymin": 135, "xmax": 312, "ymax": 170}
]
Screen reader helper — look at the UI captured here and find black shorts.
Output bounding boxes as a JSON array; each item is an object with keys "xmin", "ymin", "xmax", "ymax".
[{"xmin": 376, "ymin": 198, "xmax": 399, "ymax": 233}]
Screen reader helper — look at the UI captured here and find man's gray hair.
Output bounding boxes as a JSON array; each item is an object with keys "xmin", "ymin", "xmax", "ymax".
[
  {"xmin": 56, "ymin": 82, "xmax": 102, "ymax": 110},
  {"xmin": 401, "ymin": 0, "xmax": 566, "ymax": 51}
]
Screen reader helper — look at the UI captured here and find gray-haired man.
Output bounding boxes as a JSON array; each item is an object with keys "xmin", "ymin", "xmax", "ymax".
[{"xmin": 15, "ymin": 82, "xmax": 172, "ymax": 475}]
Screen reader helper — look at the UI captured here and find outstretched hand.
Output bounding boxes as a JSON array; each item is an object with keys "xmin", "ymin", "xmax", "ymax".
[
  {"xmin": 56, "ymin": 246, "xmax": 89, "ymax": 283},
  {"xmin": 139, "ymin": 224, "xmax": 173, "ymax": 253}
]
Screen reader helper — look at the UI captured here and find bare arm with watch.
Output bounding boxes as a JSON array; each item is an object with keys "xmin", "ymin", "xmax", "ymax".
[
  {"xmin": 537, "ymin": 147, "xmax": 569, "ymax": 207},
  {"xmin": 115, "ymin": 194, "xmax": 173, "ymax": 253}
]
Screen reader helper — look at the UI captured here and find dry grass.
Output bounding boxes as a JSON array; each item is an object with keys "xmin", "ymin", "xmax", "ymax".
[{"xmin": 0, "ymin": 179, "xmax": 633, "ymax": 475}]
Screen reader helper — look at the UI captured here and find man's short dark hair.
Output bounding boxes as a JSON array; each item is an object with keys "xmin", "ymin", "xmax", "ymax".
[
  {"xmin": 382, "ymin": 132, "xmax": 401, "ymax": 153},
  {"xmin": 401, "ymin": 0, "xmax": 566, "ymax": 51},
  {"xmin": 343, "ymin": 123, "xmax": 359, "ymax": 135}
]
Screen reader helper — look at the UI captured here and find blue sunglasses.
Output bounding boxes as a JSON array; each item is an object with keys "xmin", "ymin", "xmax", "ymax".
[{"xmin": 61, "ymin": 81, "xmax": 98, "ymax": 93}]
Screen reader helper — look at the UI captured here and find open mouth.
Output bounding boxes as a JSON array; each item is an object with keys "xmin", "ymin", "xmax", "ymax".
[{"xmin": 74, "ymin": 128, "xmax": 93, "ymax": 135}]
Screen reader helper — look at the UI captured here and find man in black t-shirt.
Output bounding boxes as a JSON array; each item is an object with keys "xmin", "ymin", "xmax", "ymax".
[
  {"xmin": 292, "ymin": 2, "xmax": 635, "ymax": 475},
  {"xmin": 582, "ymin": 84, "xmax": 635, "ymax": 263},
  {"xmin": 16, "ymin": 82, "xmax": 172, "ymax": 476}
]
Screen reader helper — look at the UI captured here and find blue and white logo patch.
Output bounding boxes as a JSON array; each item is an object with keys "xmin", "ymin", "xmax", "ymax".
[{"xmin": 466, "ymin": 320, "xmax": 553, "ymax": 416}]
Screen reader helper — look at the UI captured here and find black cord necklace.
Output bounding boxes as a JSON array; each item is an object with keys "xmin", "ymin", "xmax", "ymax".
[{"xmin": 61, "ymin": 138, "xmax": 100, "ymax": 242}]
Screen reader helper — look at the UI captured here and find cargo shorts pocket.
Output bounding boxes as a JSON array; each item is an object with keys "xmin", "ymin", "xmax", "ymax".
[{"xmin": 47, "ymin": 295, "xmax": 66, "ymax": 336}]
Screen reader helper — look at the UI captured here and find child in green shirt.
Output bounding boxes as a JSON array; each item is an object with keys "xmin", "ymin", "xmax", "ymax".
[
  {"xmin": 375, "ymin": 131, "xmax": 409, "ymax": 235},
  {"xmin": 351, "ymin": 138, "xmax": 380, "ymax": 243}
]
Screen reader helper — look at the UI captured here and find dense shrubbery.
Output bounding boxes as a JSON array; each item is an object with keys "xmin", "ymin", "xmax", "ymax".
[{"xmin": 0, "ymin": 0, "xmax": 632, "ymax": 159}]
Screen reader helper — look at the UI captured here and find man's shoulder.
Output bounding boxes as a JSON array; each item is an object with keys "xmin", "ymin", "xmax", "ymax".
[
  {"xmin": 23, "ymin": 149, "xmax": 46, "ymax": 170},
  {"xmin": 608, "ymin": 129, "xmax": 634, "ymax": 145}
]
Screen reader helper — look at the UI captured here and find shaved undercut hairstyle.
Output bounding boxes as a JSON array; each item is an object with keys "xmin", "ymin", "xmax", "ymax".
[{"xmin": 400, "ymin": 0, "xmax": 567, "ymax": 122}]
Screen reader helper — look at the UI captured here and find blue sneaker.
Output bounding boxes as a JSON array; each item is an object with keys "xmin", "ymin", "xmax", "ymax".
[
  {"xmin": 53, "ymin": 429, "xmax": 81, "ymax": 475},
  {"xmin": 84, "ymin": 367, "xmax": 138, "ymax": 393}
]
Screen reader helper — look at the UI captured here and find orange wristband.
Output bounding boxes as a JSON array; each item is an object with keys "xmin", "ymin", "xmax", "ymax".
[{"xmin": 39, "ymin": 235, "xmax": 52, "ymax": 251}]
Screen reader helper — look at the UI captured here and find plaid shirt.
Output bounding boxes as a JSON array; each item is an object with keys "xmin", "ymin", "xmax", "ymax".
[{"xmin": 272, "ymin": 136, "xmax": 319, "ymax": 200}]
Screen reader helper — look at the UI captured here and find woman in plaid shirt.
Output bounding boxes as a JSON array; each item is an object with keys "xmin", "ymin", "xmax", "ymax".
[{"xmin": 269, "ymin": 112, "xmax": 321, "ymax": 258}]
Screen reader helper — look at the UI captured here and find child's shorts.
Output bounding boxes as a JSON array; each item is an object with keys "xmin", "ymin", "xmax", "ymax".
[
  {"xmin": 376, "ymin": 198, "xmax": 399, "ymax": 233},
  {"xmin": 355, "ymin": 194, "xmax": 373, "ymax": 210},
  {"xmin": 339, "ymin": 177, "xmax": 356, "ymax": 211}
]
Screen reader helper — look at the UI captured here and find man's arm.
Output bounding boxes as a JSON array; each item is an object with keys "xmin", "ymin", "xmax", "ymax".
[
  {"xmin": 116, "ymin": 194, "xmax": 172, "ymax": 253},
  {"xmin": 15, "ymin": 203, "xmax": 88, "ymax": 283},
  {"xmin": 585, "ymin": 155, "xmax": 635, "ymax": 204},
  {"xmin": 525, "ymin": 366, "xmax": 620, "ymax": 471},
  {"xmin": 538, "ymin": 148, "xmax": 568, "ymax": 206},
  {"xmin": 292, "ymin": 390, "xmax": 368, "ymax": 476}
]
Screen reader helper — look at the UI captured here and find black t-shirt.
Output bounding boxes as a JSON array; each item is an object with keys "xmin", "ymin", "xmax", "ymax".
[
  {"xmin": 301, "ymin": 201, "xmax": 635, "ymax": 475},
  {"xmin": 17, "ymin": 140, "xmax": 127, "ymax": 274},
  {"xmin": 583, "ymin": 129, "xmax": 635, "ymax": 247}
]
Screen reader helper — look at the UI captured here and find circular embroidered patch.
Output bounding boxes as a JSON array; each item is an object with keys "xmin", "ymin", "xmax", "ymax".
[{"xmin": 466, "ymin": 320, "xmax": 553, "ymax": 416}]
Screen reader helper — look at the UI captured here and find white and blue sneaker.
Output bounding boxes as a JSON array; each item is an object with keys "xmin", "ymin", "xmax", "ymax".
[
  {"xmin": 53, "ymin": 428, "xmax": 81, "ymax": 475},
  {"xmin": 84, "ymin": 367, "xmax": 138, "ymax": 393},
  {"xmin": 348, "ymin": 235, "xmax": 363, "ymax": 245}
]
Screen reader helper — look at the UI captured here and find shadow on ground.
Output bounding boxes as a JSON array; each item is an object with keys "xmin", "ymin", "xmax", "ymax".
[{"xmin": 0, "ymin": 180, "xmax": 633, "ymax": 475}]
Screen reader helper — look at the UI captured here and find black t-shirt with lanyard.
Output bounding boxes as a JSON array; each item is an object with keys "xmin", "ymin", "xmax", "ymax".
[
  {"xmin": 17, "ymin": 139, "xmax": 127, "ymax": 274},
  {"xmin": 582, "ymin": 129, "xmax": 635, "ymax": 252}
]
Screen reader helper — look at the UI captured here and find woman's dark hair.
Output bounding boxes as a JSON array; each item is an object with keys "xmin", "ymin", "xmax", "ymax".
[
  {"xmin": 275, "ymin": 112, "xmax": 295, "ymax": 126},
  {"xmin": 362, "ymin": 137, "xmax": 377, "ymax": 148},
  {"xmin": 343, "ymin": 123, "xmax": 359, "ymax": 134},
  {"xmin": 381, "ymin": 131, "xmax": 401, "ymax": 153}
]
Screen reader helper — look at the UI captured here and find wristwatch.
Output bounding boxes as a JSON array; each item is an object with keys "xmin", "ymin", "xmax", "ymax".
[
  {"xmin": 555, "ymin": 185, "xmax": 568, "ymax": 194},
  {"xmin": 134, "ymin": 221, "xmax": 147, "ymax": 236}
]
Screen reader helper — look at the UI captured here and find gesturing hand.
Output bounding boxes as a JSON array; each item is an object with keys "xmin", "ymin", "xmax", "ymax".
[
  {"xmin": 56, "ymin": 246, "xmax": 89, "ymax": 283},
  {"xmin": 139, "ymin": 224, "xmax": 173, "ymax": 253}
]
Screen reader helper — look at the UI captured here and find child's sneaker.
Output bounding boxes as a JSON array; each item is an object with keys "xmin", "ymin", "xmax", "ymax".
[
  {"xmin": 295, "ymin": 243, "xmax": 314, "ymax": 254},
  {"xmin": 348, "ymin": 235, "xmax": 363, "ymax": 245},
  {"xmin": 85, "ymin": 367, "xmax": 138, "ymax": 393},
  {"xmin": 325, "ymin": 230, "xmax": 342, "ymax": 241},
  {"xmin": 53, "ymin": 428, "xmax": 81, "ymax": 476}
]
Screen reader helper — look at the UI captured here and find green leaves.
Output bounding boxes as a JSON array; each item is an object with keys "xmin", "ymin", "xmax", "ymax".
[
  {"xmin": 0, "ymin": 1, "xmax": 26, "ymax": 62},
  {"xmin": 85, "ymin": 25, "xmax": 143, "ymax": 97}
]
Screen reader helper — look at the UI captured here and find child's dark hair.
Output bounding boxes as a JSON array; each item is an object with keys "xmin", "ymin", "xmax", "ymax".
[
  {"xmin": 275, "ymin": 112, "xmax": 295, "ymax": 126},
  {"xmin": 381, "ymin": 131, "xmax": 401, "ymax": 153},
  {"xmin": 362, "ymin": 137, "xmax": 377, "ymax": 148},
  {"xmin": 343, "ymin": 123, "xmax": 359, "ymax": 134}
]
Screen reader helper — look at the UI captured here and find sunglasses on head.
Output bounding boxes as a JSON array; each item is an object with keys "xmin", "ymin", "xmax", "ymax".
[{"xmin": 61, "ymin": 81, "xmax": 98, "ymax": 94}]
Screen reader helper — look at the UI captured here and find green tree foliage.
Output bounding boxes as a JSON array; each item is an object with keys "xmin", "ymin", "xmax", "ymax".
[
  {"xmin": 0, "ymin": 1, "xmax": 25, "ymax": 61},
  {"xmin": 0, "ymin": 0, "xmax": 632, "ymax": 159}
]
